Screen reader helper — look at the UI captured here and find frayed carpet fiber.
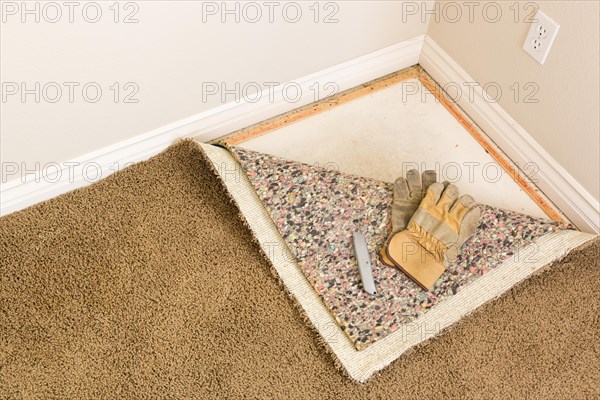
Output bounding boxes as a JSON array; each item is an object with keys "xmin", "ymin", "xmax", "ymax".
[{"xmin": 1, "ymin": 140, "xmax": 599, "ymax": 399}]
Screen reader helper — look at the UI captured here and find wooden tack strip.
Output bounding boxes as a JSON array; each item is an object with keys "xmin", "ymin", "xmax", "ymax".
[
  {"xmin": 216, "ymin": 63, "xmax": 563, "ymax": 223},
  {"xmin": 220, "ymin": 66, "xmax": 421, "ymax": 145},
  {"xmin": 417, "ymin": 70, "xmax": 564, "ymax": 223}
]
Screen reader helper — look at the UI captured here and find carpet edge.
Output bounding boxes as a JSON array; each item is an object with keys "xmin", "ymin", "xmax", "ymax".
[{"xmin": 192, "ymin": 140, "xmax": 353, "ymax": 379}]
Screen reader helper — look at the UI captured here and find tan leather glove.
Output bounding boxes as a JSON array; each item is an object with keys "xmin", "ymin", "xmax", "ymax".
[
  {"xmin": 380, "ymin": 169, "xmax": 436, "ymax": 266},
  {"xmin": 385, "ymin": 183, "xmax": 481, "ymax": 291},
  {"xmin": 391, "ymin": 169, "xmax": 437, "ymax": 234}
]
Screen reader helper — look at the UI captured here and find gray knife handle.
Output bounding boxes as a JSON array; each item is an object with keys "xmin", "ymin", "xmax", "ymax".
[{"xmin": 352, "ymin": 232, "xmax": 377, "ymax": 295}]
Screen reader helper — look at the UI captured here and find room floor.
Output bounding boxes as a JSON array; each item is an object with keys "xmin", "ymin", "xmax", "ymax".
[
  {"xmin": 3, "ymin": 139, "xmax": 597, "ymax": 397},
  {"xmin": 228, "ymin": 76, "xmax": 550, "ymax": 220}
]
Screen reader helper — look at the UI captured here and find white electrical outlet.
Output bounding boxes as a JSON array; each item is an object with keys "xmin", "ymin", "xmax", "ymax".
[{"xmin": 523, "ymin": 10, "xmax": 560, "ymax": 65}]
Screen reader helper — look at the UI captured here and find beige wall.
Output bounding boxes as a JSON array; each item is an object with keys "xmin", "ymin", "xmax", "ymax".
[
  {"xmin": 428, "ymin": 0, "xmax": 599, "ymax": 201},
  {"xmin": 0, "ymin": 1, "xmax": 430, "ymax": 182}
]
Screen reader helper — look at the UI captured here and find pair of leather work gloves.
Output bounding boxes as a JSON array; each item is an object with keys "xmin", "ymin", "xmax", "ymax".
[{"xmin": 380, "ymin": 170, "xmax": 481, "ymax": 291}]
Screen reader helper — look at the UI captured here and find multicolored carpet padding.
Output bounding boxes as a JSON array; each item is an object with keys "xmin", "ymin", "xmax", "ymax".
[
  {"xmin": 199, "ymin": 142, "xmax": 595, "ymax": 381},
  {"xmin": 225, "ymin": 145, "xmax": 568, "ymax": 349}
]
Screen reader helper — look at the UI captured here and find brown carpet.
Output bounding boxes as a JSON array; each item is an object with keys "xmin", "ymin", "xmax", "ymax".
[{"xmin": 1, "ymin": 140, "xmax": 598, "ymax": 400}]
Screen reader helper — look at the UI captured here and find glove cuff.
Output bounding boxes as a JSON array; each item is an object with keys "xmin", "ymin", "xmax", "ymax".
[{"xmin": 405, "ymin": 220, "xmax": 447, "ymax": 264}]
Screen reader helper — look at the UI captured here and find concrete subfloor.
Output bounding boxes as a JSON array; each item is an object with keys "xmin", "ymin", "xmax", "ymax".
[{"xmin": 239, "ymin": 78, "xmax": 548, "ymax": 219}]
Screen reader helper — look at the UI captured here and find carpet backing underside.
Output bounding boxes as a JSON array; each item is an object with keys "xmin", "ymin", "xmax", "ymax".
[{"xmin": 1, "ymin": 140, "xmax": 598, "ymax": 399}]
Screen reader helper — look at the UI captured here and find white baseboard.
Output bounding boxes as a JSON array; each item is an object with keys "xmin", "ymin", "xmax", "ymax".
[
  {"xmin": 419, "ymin": 36, "xmax": 599, "ymax": 234},
  {"xmin": 0, "ymin": 35, "xmax": 424, "ymax": 217},
  {"xmin": 8, "ymin": 33, "xmax": 595, "ymax": 233}
]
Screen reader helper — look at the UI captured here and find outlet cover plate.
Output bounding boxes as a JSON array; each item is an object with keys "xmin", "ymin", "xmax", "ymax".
[{"xmin": 523, "ymin": 10, "xmax": 560, "ymax": 65}]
